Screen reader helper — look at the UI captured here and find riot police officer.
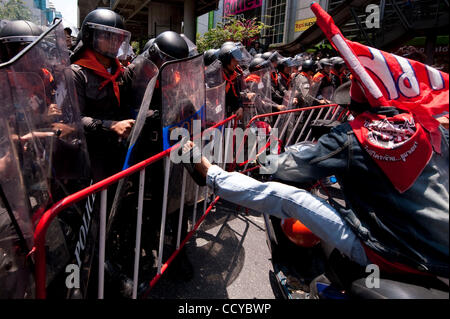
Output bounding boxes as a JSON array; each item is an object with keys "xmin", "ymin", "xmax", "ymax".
[
  {"xmin": 313, "ymin": 58, "xmax": 335, "ymax": 102},
  {"xmin": 293, "ymin": 59, "xmax": 317, "ymax": 107},
  {"xmin": 330, "ymin": 56, "xmax": 351, "ymax": 88},
  {"xmin": 218, "ymin": 42, "xmax": 244, "ymax": 120},
  {"xmin": 70, "ymin": 8, "xmax": 134, "ymax": 182}
]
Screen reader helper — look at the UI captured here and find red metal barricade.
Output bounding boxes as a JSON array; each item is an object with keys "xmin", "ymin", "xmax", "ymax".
[
  {"xmin": 32, "ymin": 115, "xmax": 237, "ymax": 299},
  {"xmin": 33, "ymin": 103, "xmax": 348, "ymax": 299}
]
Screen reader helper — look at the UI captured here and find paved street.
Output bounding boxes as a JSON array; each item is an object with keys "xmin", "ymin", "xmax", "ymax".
[{"xmin": 146, "ymin": 199, "xmax": 279, "ymax": 299}]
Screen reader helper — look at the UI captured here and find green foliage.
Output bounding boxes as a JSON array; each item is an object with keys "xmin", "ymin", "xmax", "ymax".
[
  {"xmin": 0, "ymin": 0, "xmax": 32, "ymax": 21},
  {"xmin": 196, "ymin": 16, "xmax": 271, "ymax": 53},
  {"xmin": 131, "ymin": 41, "xmax": 140, "ymax": 55}
]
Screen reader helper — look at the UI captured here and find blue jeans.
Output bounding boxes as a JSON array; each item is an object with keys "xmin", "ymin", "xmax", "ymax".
[{"xmin": 206, "ymin": 165, "xmax": 369, "ymax": 266}]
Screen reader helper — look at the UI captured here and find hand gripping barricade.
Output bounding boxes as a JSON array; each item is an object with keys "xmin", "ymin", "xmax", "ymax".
[{"xmin": 0, "ymin": 19, "xmax": 92, "ymax": 298}]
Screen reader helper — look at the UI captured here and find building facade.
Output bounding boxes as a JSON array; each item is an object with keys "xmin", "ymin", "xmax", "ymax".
[{"xmin": 196, "ymin": 0, "xmax": 328, "ymax": 49}]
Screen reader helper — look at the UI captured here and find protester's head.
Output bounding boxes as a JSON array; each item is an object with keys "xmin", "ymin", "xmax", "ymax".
[
  {"xmin": 77, "ymin": 8, "xmax": 130, "ymax": 60},
  {"xmin": 218, "ymin": 42, "xmax": 242, "ymax": 73},
  {"xmin": 147, "ymin": 31, "xmax": 189, "ymax": 68},
  {"xmin": 0, "ymin": 20, "xmax": 42, "ymax": 62}
]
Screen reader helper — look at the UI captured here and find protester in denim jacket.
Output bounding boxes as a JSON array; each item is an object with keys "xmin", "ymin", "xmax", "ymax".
[{"xmin": 182, "ymin": 83, "xmax": 449, "ymax": 279}]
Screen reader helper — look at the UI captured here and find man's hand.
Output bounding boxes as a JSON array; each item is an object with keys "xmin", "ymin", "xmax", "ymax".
[
  {"xmin": 235, "ymin": 107, "xmax": 244, "ymax": 121},
  {"xmin": 246, "ymin": 92, "xmax": 256, "ymax": 100},
  {"xmin": 51, "ymin": 122, "xmax": 76, "ymax": 138},
  {"xmin": 275, "ymin": 105, "xmax": 286, "ymax": 111},
  {"xmin": 181, "ymin": 141, "xmax": 212, "ymax": 184},
  {"xmin": 111, "ymin": 119, "xmax": 135, "ymax": 139},
  {"xmin": 47, "ymin": 103, "xmax": 62, "ymax": 117}
]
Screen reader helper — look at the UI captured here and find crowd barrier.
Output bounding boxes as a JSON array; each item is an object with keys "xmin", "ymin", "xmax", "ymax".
[{"xmin": 33, "ymin": 103, "xmax": 348, "ymax": 299}]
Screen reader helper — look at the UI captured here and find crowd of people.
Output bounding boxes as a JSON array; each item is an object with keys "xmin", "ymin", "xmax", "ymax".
[{"xmin": 0, "ymin": 5, "xmax": 448, "ymax": 299}]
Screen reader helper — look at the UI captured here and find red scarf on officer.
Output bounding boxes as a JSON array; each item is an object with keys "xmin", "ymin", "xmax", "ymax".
[
  {"xmin": 271, "ymin": 71, "xmax": 278, "ymax": 86},
  {"xmin": 223, "ymin": 70, "xmax": 239, "ymax": 97},
  {"xmin": 74, "ymin": 48, "xmax": 123, "ymax": 106},
  {"xmin": 280, "ymin": 72, "xmax": 291, "ymax": 87}
]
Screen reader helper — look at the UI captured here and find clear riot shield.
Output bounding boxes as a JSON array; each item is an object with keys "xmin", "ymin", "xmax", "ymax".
[
  {"xmin": 205, "ymin": 61, "xmax": 226, "ymax": 127},
  {"xmin": 106, "ymin": 56, "xmax": 159, "ymax": 236},
  {"xmin": 236, "ymin": 42, "xmax": 252, "ymax": 69},
  {"xmin": 123, "ymin": 56, "xmax": 159, "ymax": 168},
  {"xmin": 160, "ymin": 54, "xmax": 206, "ymax": 214},
  {"xmin": 0, "ymin": 19, "xmax": 91, "ymax": 298},
  {"xmin": 243, "ymin": 67, "xmax": 274, "ymax": 125},
  {"xmin": 205, "ymin": 59, "xmax": 225, "ymax": 128},
  {"xmin": 276, "ymin": 82, "xmax": 298, "ymax": 143}
]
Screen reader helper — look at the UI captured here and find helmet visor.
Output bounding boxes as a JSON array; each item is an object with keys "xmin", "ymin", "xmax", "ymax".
[
  {"xmin": 229, "ymin": 45, "xmax": 243, "ymax": 62},
  {"xmin": 88, "ymin": 22, "xmax": 131, "ymax": 59},
  {"xmin": 148, "ymin": 41, "xmax": 180, "ymax": 67},
  {"xmin": 235, "ymin": 42, "xmax": 252, "ymax": 65}
]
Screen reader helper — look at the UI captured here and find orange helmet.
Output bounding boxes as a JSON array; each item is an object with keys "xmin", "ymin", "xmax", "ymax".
[{"xmin": 281, "ymin": 218, "xmax": 321, "ymax": 248}]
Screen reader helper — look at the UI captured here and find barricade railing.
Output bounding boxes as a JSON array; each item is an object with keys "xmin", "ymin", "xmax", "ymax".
[
  {"xmin": 32, "ymin": 115, "xmax": 237, "ymax": 299},
  {"xmin": 234, "ymin": 104, "xmax": 341, "ymax": 172}
]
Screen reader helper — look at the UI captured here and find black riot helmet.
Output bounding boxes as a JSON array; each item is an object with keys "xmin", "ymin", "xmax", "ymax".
[
  {"xmin": 143, "ymin": 38, "xmax": 155, "ymax": 53},
  {"xmin": 318, "ymin": 58, "xmax": 333, "ymax": 70},
  {"xmin": 277, "ymin": 57, "xmax": 295, "ymax": 73},
  {"xmin": 222, "ymin": 41, "xmax": 235, "ymax": 47},
  {"xmin": 147, "ymin": 31, "xmax": 189, "ymax": 68},
  {"xmin": 218, "ymin": 42, "xmax": 243, "ymax": 67},
  {"xmin": 331, "ymin": 56, "xmax": 346, "ymax": 71},
  {"xmin": 203, "ymin": 48, "xmax": 219, "ymax": 67},
  {"xmin": 261, "ymin": 51, "xmax": 272, "ymax": 60},
  {"xmin": 301, "ymin": 59, "xmax": 317, "ymax": 73},
  {"xmin": 262, "ymin": 51, "xmax": 281, "ymax": 63},
  {"xmin": 0, "ymin": 20, "xmax": 42, "ymax": 62},
  {"xmin": 77, "ymin": 8, "xmax": 130, "ymax": 59},
  {"xmin": 248, "ymin": 57, "xmax": 271, "ymax": 72}
]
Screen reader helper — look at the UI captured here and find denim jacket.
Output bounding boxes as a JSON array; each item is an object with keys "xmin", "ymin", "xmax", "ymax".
[{"xmin": 264, "ymin": 108, "xmax": 449, "ymax": 277}]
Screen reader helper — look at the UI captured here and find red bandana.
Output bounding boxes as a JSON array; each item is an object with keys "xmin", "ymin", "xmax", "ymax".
[
  {"xmin": 74, "ymin": 48, "xmax": 123, "ymax": 106},
  {"xmin": 271, "ymin": 72, "xmax": 279, "ymax": 86},
  {"xmin": 350, "ymin": 111, "xmax": 433, "ymax": 193},
  {"xmin": 245, "ymin": 74, "xmax": 261, "ymax": 83},
  {"xmin": 280, "ymin": 72, "xmax": 291, "ymax": 87},
  {"xmin": 223, "ymin": 70, "xmax": 239, "ymax": 97}
]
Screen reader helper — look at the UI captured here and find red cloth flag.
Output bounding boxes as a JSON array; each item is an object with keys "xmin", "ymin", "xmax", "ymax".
[{"xmin": 310, "ymin": 2, "xmax": 449, "ymax": 193}]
